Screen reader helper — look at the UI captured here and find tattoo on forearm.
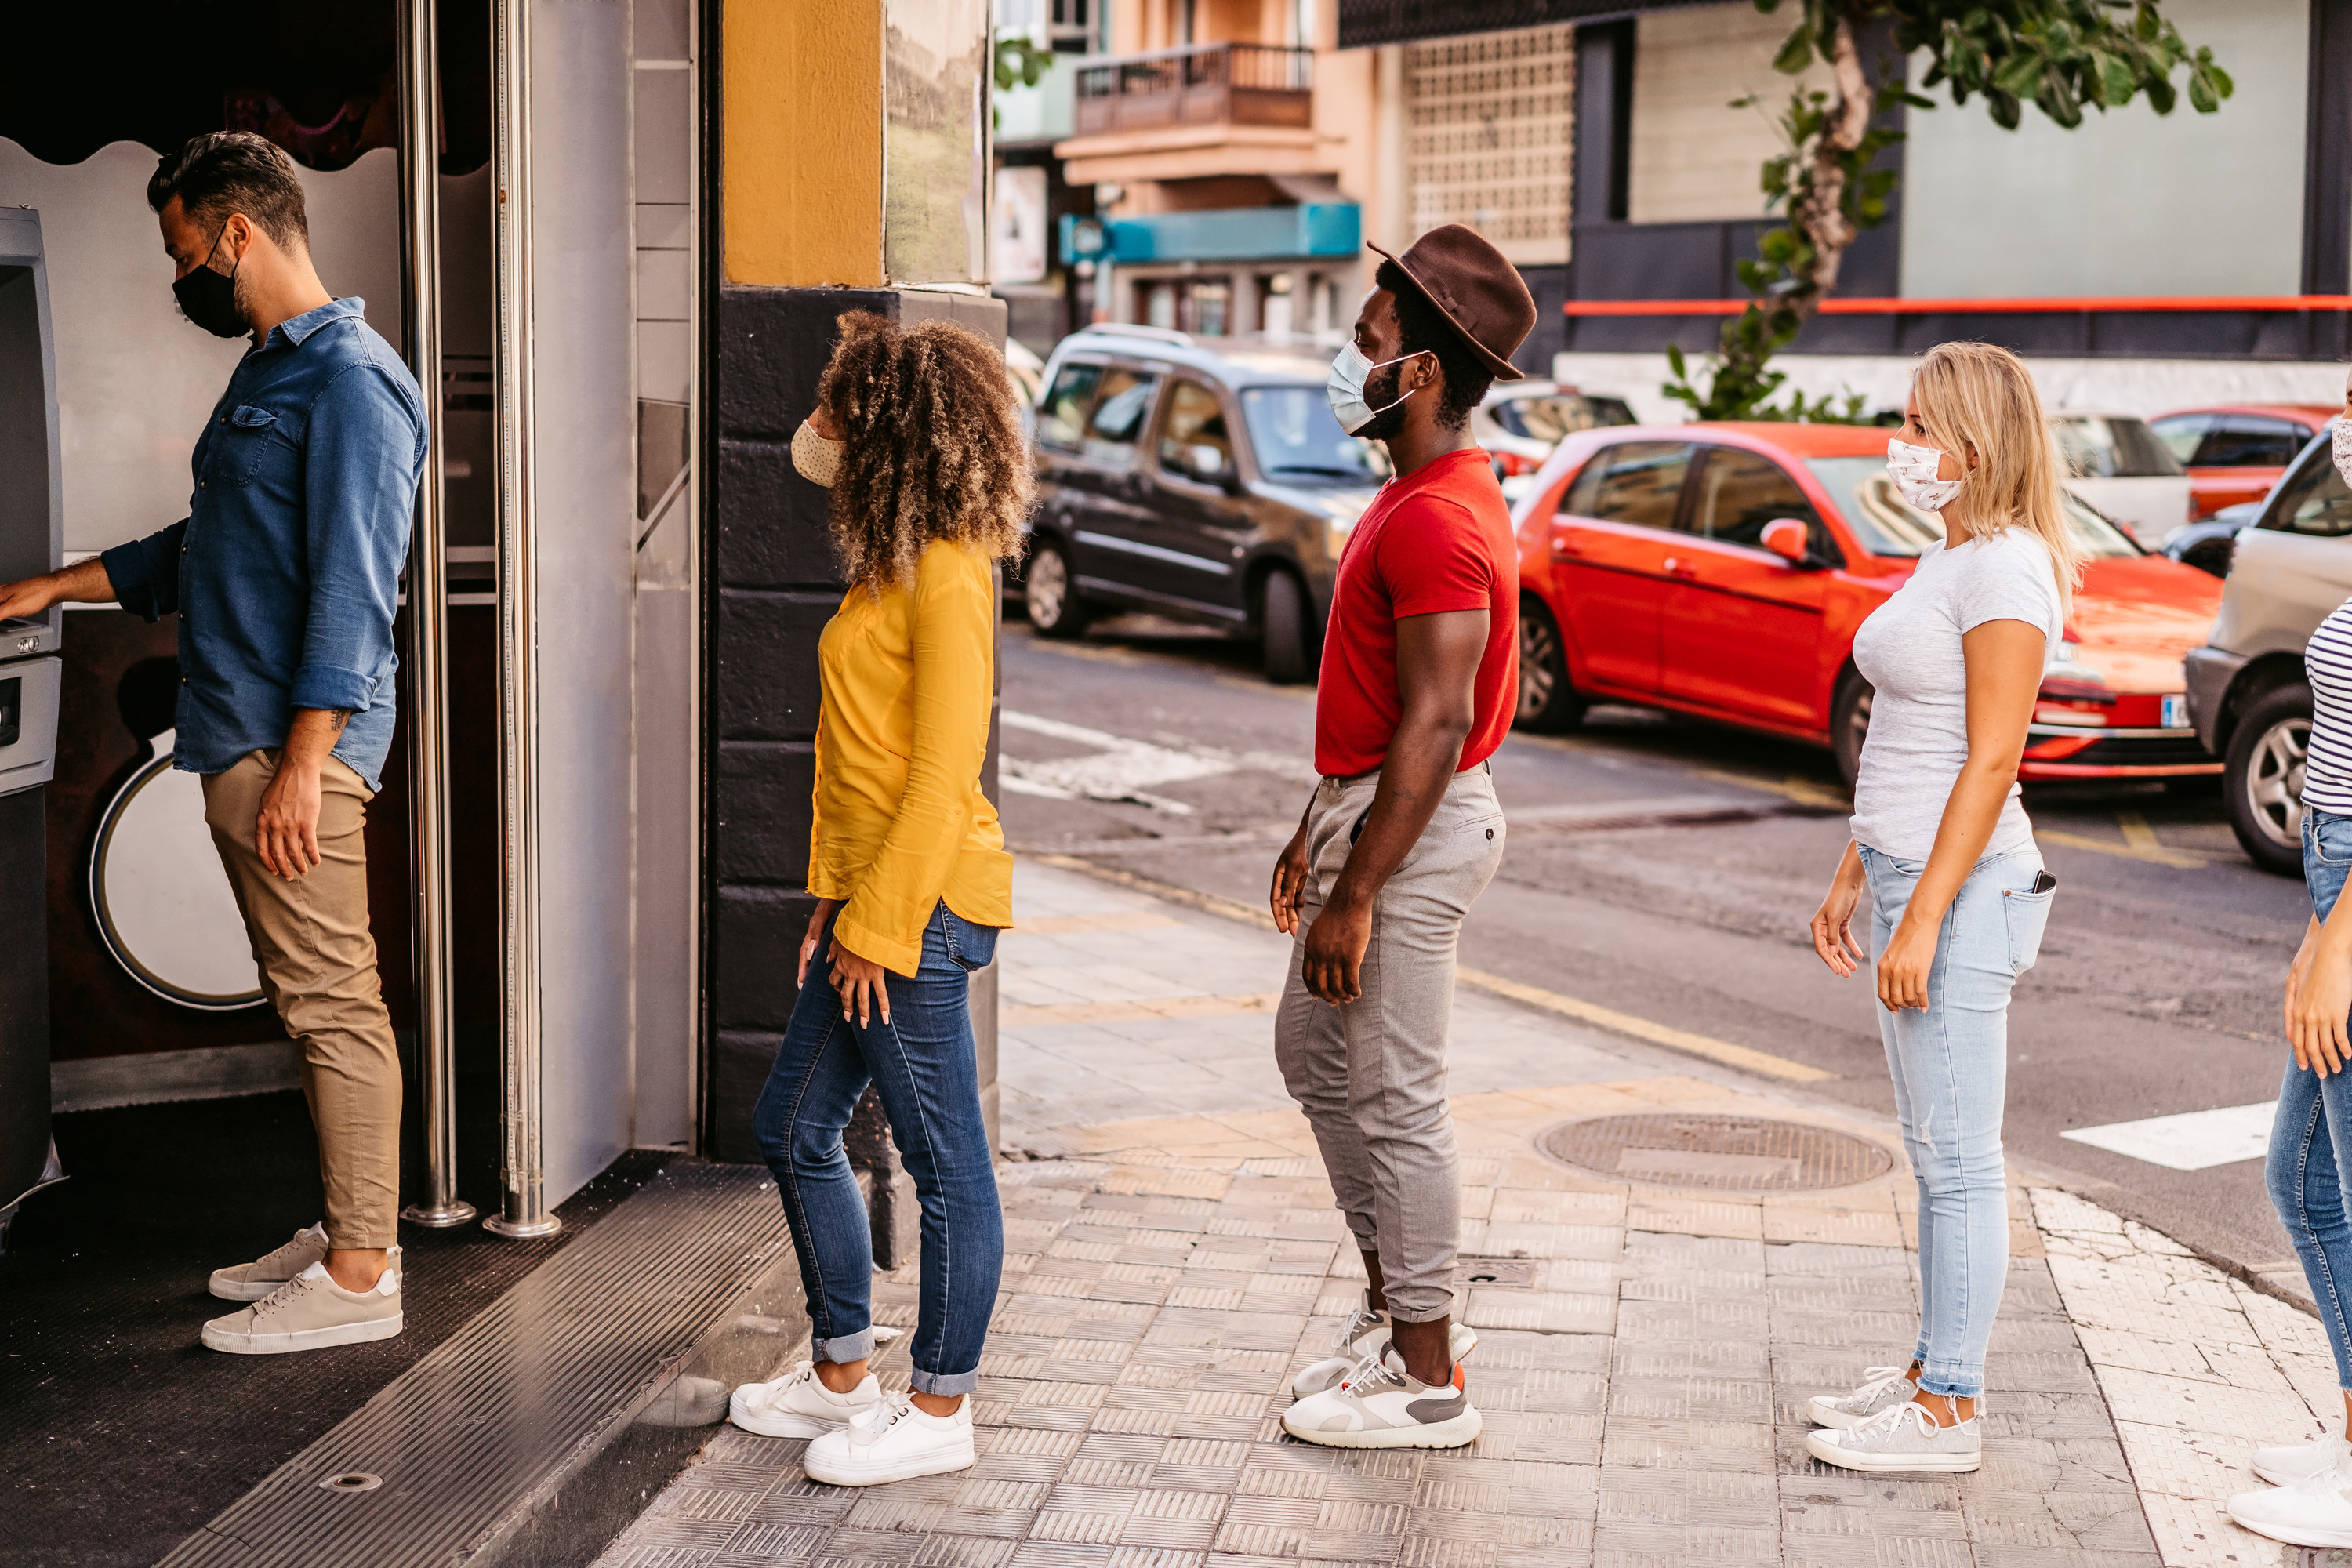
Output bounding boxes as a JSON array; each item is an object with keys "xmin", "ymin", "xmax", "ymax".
[{"xmin": 328, "ymin": 710, "xmax": 350, "ymax": 733}]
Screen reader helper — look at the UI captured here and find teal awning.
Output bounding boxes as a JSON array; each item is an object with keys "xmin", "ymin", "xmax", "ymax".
[{"xmin": 1062, "ymin": 203, "xmax": 1361, "ymax": 265}]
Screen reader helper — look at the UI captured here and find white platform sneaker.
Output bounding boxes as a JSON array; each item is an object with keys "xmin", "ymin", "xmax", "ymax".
[
  {"xmin": 1282, "ymin": 1344, "xmax": 1481, "ymax": 1450},
  {"xmin": 2229, "ymin": 1461, "xmax": 2352, "ymax": 1548},
  {"xmin": 2253, "ymin": 1431, "xmax": 2347, "ymax": 1488},
  {"xmin": 803, "ymin": 1392, "xmax": 975, "ymax": 1486},
  {"xmin": 729, "ymin": 1361, "xmax": 882, "ymax": 1438},
  {"xmin": 1289, "ymin": 1290, "xmax": 1479, "ymax": 1397}
]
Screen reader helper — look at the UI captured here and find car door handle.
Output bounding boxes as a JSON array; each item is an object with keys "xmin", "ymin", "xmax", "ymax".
[
  {"xmin": 1662, "ymin": 556, "xmax": 1699, "ymax": 579},
  {"xmin": 1551, "ymin": 535, "xmax": 1584, "ymax": 559}
]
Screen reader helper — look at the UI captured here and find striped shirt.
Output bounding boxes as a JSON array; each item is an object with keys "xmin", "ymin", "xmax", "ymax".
[{"xmin": 2301, "ymin": 421, "xmax": 2352, "ymax": 814}]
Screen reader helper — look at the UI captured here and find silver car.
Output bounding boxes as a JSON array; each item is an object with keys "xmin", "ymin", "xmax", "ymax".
[{"xmin": 2184, "ymin": 419, "xmax": 2351, "ymax": 873}]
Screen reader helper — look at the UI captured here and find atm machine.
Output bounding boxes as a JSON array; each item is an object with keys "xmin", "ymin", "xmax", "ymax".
[{"xmin": 0, "ymin": 208, "xmax": 67, "ymax": 1250}]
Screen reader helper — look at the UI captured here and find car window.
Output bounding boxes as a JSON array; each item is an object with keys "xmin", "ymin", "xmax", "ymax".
[
  {"xmin": 1239, "ymin": 386, "xmax": 1388, "ymax": 483},
  {"xmin": 1492, "ymin": 394, "xmax": 1621, "ymax": 444},
  {"xmin": 1036, "ymin": 361, "xmax": 1103, "ymax": 452},
  {"xmin": 1562, "ymin": 441, "xmax": 1693, "ymax": 531},
  {"xmin": 2150, "ymin": 414, "xmax": 2212, "ymax": 465},
  {"xmin": 1805, "ymin": 456, "xmax": 2140, "ymax": 559},
  {"xmin": 1157, "ymin": 380, "xmax": 1234, "ymax": 482},
  {"xmin": 2263, "ymin": 439, "xmax": 2352, "ymax": 537},
  {"xmin": 2053, "ymin": 416, "xmax": 2184, "ymax": 478},
  {"xmin": 2194, "ymin": 416, "xmax": 2307, "ymax": 469},
  {"xmin": 1689, "ymin": 447, "xmax": 1838, "ymax": 562},
  {"xmin": 1080, "ymin": 368, "xmax": 1161, "ymax": 469}
]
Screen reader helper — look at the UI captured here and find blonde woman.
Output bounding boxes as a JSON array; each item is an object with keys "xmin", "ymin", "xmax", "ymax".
[
  {"xmin": 726, "ymin": 313, "xmax": 1025, "ymax": 1486},
  {"xmin": 1802, "ymin": 342, "xmax": 2077, "ymax": 1474}
]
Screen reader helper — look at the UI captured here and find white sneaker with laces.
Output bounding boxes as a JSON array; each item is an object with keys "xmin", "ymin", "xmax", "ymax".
[
  {"xmin": 729, "ymin": 1361, "xmax": 882, "ymax": 1438},
  {"xmin": 1808, "ymin": 1364, "xmax": 1918, "ymax": 1429},
  {"xmin": 803, "ymin": 1391, "xmax": 975, "ymax": 1486},
  {"xmin": 1281, "ymin": 1344, "xmax": 1480, "ymax": 1450},
  {"xmin": 1804, "ymin": 1399, "xmax": 1981, "ymax": 1473},
  {"xmin": 2230, "ymin": 1460, "xmax": 2352, "ymax": 1547},
  {"xmin": 201, "ymin": 1261, "xmax": 403, "ymax": 1354},
  {"xmin": 2254, "ymin": 1431, "xmax": 2347, "ymax": 1488},
  {"xmin": 1290, "ymin": 1291, "xmax": 1480, "ymax": 1397}
]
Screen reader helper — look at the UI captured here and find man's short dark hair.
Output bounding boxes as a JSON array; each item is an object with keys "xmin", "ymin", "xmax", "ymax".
[
  {"xmin": 147, "ymin": 132, "xmax": 309, "ymax": 252},
  {"xmin": 1375, "ymin": 258, "xmax": 1496, "ymax": 432}
]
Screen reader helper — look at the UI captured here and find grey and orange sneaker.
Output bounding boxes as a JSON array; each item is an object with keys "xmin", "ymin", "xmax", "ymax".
[
  {"xmin": 1282, "ymin": 1344, "xmax": 1480, "ymax": 1450},
  {"xmin": 1290, "ymin": 1292, "xmax": 1480, "ymax": 1397},
  {"xmin": 201, "ymin": 1261, "xmax": 404, "ymax": 1354}
]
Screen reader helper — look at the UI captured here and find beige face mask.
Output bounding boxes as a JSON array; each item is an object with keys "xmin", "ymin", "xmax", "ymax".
[{"xmin": 792, "ymin": 419, "xmax": 843, "ymax": 488}]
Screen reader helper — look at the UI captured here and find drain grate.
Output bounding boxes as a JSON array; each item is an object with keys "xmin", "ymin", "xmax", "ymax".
[{"xmin": 1537, "ymin": 1113, "xmax": 1895, "ymax": 1192}]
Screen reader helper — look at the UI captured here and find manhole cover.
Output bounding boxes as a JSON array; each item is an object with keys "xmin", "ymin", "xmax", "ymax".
[{"xmin": 1537, "ymin": 1113, "xmax": 1895, "ymax": 1192}]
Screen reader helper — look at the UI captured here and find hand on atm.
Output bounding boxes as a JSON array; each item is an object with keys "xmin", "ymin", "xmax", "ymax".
[{"xmin": 0, "ymin": 557, "xmax": 114, "ymax": 621}]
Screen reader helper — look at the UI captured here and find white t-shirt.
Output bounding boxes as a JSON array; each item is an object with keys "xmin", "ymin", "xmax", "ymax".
[
  {"xmin": 2301, "ymin": 420, "xmax": 2352, "ymax": 815},
  {"xmin": 1849, "ymin": 528, "xmax": 2063, "ymax": 862}
]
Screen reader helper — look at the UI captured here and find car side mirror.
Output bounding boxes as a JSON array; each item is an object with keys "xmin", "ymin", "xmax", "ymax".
[
  {"xmin": 1189, "ymin": 443, "xmax": 1238, "ymax": 488},
  {"xmin": 1761, "ymin": 517, "xmax": 1810, "ymax": 565}
]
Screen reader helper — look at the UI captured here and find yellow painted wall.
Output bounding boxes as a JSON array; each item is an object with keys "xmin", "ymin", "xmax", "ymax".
[{"xmin": 724, "ymin": 0, "xmax": 884, "ymax": 286}]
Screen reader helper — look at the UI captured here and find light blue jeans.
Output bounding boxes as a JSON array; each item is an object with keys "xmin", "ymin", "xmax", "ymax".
[
  {"xmin": 2265, "ymin": 806, "xmax": 2352, "ymax": 1391},
  {"xmin": 1859, "ymin": 842, "xmax": 2054, "ymax": 1400}
]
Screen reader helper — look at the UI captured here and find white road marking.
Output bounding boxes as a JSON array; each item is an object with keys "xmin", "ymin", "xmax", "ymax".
[
  {"xmin": 1000, "ymin": 709, "xmax": 1311, "ymax": 816},
  {"xmin": 2060, "ymin": 1102, "xmax": 2278, "ymax": 1171}
]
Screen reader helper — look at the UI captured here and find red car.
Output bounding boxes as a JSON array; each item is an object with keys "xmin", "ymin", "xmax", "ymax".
[
  {"xmin": 1511, "ymin": 423, "xmax": 2227, "ymax": 785},
  {"xmin": 2150, "ymin": 404, "xmax": 2340, "ymax": 521}
]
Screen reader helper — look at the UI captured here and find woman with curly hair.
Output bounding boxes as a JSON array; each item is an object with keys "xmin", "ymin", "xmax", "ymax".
[{"xmin": 727, "ymin": 312, "xmax": 1029, "ymax": 1486}]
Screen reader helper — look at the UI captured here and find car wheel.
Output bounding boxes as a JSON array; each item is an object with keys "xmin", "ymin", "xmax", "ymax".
[
  {"xmin": 2225, "ymin": 683, "xmax": 2310, "ymax": 876},
  {"xmin": 1831, "ymin": 671, "xmax": 1874, "ymax": 789},
  {"xmin": 1261, "ymin": 571, "xmax": 1315, "ymax": 686},
  {"xmin": 1514, "ymin": 600, "xmax": 1584, "ymax": 733},
  {"xmin": 1024, "ymin": 538, "xmax": 1091, "ymax": 639}
]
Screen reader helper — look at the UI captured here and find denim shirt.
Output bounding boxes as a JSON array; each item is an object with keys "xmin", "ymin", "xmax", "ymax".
[{"xmin": 101, "ymin": 299, "xmax": 425, "ymax": 792}]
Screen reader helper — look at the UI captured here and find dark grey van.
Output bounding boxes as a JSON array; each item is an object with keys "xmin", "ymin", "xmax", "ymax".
[{"xmin": 1016, "ymin": 325, "xmax": 1385, "ymax": 683}]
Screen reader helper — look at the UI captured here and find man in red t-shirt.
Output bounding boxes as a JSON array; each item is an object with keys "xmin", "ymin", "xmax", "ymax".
[{"xmin": 1268, "ymin": 225, "xmax": 1533, "ymax": 1450}]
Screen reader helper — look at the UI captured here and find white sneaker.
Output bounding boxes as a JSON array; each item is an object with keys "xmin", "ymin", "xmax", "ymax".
[
  {"xmin": 1290, "ymin": 1291, "xmax": 1480, "ymax": 1397},
  {"xmin": 803, "ymin": 1391, "xmax": 975, "ymax": 1486},
  {"xmin": 1808, "ymin": 1365, "xmax": 1918, "ymax": 1429},
  {"xmin": 208, "ymin": 1225, "xmax": 403, "ymax": 1301},
  {"xmin": 1804, "ymin": 1399, "xmax": 1981, "ymax": 1474},
  {"xmin": 201, "ymin": 1261, "xmax": 403, "ymax": 1354},
  {"xmin": 729, "ymin": 1360, "xmax": 882, "ymax": 1438},
  {"xmin": 2255, "ymin": 1431, "xmax": 2347, "ymax": 1487},
  {"xmin": 1281, "ymin": 1344, "xmax": 1481, "ymax": 1450},
  {"xmin": 2230, "ymin": 1461, "xmax": 2352, "ymax": 1548}
]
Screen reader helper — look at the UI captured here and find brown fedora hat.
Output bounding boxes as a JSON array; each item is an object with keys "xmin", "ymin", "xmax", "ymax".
[{"xmin": 1369, "ymin": 223, "xmax": 1537, "ymax": 381}]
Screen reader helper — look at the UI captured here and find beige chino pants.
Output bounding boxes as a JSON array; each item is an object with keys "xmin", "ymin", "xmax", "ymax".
[{"xmin": 201, "ymin": 749, "xmax": 401, "ymax": 1250}]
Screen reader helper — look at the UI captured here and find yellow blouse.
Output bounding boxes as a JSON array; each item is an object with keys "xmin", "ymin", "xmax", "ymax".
[{"xmin": 809, "ymin": 539, "xmax": 1013, "ymax": 976}]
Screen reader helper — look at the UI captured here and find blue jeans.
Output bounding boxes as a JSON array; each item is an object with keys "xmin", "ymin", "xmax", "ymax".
[
  {"xmin": 1860, "ymin": 843, "xmax": 2053, "ymax": 1400},
  {"xmin": 2266, "ymin": 807, "xmax": 2352, "ymax": 1392},
  {"xmin": 752, "ymin": 902, "xmax": 1003, "ymax": 1396}
]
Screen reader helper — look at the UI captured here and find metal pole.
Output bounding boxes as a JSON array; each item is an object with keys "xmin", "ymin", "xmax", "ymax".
[
  {"xmin": 485, "ymin": 0, "xmax": 556, "ymax": 1239},
  {"xmin": 395, "ymin": 0, "xmax": 474, "ymax": 1230}
]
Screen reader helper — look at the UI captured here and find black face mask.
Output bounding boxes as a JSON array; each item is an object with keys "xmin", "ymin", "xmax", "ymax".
[{"xmin": 172, "ymin": 226, "xmax": 247, "ymax": 339}]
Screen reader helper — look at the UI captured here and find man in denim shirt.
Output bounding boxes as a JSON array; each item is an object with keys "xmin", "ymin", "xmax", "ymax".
[{"xmin": 0, "ymin": 132, "xmax": 424, "ymax": 1354}]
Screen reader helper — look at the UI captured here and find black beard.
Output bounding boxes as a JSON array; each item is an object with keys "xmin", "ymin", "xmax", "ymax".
[{"xmin": 1352, "ymin": 361, "xmax": 1413, "ymax": 444}]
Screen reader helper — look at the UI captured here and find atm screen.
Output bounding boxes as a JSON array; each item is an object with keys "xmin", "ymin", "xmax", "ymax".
[{"xmin": 0, "ymin": 676, "xmax": 17, "ymax": 749}]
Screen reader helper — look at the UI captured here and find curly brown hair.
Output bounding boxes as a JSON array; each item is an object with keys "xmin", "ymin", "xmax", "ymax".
[{"xmin": 816, "ymin": 312, "xmax": 1033, "ymax": 588}]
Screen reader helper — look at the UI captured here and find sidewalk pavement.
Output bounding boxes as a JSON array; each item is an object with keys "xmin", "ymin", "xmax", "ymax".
[{"xmin": 593, "ymin": 858, "xmax": 2344, "ymax": 1568}]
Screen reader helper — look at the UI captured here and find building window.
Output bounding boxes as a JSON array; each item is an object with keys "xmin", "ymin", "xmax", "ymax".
[{"xmin": 1405, "ymin": 22, "xmax": 1575, "ymax": 267}]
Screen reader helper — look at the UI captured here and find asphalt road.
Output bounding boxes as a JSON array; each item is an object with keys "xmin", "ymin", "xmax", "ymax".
[{"xmin": 995, "ymin": 612, "xmax": 2314, "ymax": 1290}]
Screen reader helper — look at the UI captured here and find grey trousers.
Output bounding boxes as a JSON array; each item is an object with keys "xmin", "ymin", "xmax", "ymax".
[{"xmin": 1275, "ymin": 765, "xmax": 1505, "ymax": 1322}]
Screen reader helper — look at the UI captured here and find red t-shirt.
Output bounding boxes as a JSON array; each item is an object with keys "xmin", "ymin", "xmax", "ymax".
[{"xmin": 1314, "ymin": 448, "xmax": 1519, "ymax": 779}]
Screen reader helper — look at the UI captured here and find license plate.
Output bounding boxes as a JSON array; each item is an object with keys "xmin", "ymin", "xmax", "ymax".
[{"xmin": 2162, "ymin": 695, "xmax": 2190, "ymax": 729}]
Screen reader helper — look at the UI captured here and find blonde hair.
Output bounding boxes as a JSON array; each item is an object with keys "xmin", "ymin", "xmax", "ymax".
[{"xmin": 1910, "ymin": 340, "xmax": 2083, "ymax": 613}]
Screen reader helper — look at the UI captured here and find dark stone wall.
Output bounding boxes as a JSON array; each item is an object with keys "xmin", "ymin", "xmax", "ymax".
[{"xmin": 702, "ymin": 284, "xmax": 1007, "ymax": 1165}]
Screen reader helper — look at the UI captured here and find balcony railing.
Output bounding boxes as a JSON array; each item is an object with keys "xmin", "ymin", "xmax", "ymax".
[{"xmin": 1072, "ymin": 42, "xmax": 1313, "ymax": 137}]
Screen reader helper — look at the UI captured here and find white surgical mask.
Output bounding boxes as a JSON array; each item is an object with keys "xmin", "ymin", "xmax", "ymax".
[
  {"xmin": 793, "ymin": 419, "xmax": 843, "ymax": 488},
  {"xmin": 1886, "ymin": 437, "xmax": 1964, "ymax": 512},
  {"xmin": 1326, "ymin": 343, "xmax": 1424, "ymax": 436}
]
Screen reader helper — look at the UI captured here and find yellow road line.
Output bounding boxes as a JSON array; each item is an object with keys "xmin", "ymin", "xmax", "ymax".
[
  {"xmin": 2037, "ymin": 827, "xmax": 2205, "ymax": 869},
  {"xmin": 1454, "ymin": 968, "xmax": 1836, "ymax": 1083},
  {"xmin": 1696, "ymin": 768, "xmax": 1853, "ymax": 811},
  {"xmin": 1028, "ymin": 855, "xmax": 1837, "ymax": 1083}
]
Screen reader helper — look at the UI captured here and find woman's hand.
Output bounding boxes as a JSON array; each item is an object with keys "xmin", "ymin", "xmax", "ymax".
[
  {"xmin": 829, "ymin": 934, "xmax": 893, "ymax": 1028},
  {"xmin": 2289, "ymin": 917, "xmax": 2351, "ymax": 1076},
  {"xmin": 1878, "ymin": 919, "xmax": 1936, "ymax": 1012},
  {"xmin": 1810, "ymin": 843, "xmax": 1867, "ymax": 977},
  {"xmin": 799, "ymin": 898, "xmax": 841, "ymax": 985}
]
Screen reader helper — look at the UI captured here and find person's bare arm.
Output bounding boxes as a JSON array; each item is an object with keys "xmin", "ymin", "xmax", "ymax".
[
  {"xmin": 1299, "ymin": 608, "xmax": 1489, "ymax": 1004},
  {"xmin": 1875, "ymin": 619, "xmax": 2045, "ymax": 1011},
  {"xmin": 0, "ymin": 557, "xmax": 115, "ymax": 619},
  {"xmin": 255, "ymin": 707, "xmax": 349, "ymax": 880}
]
